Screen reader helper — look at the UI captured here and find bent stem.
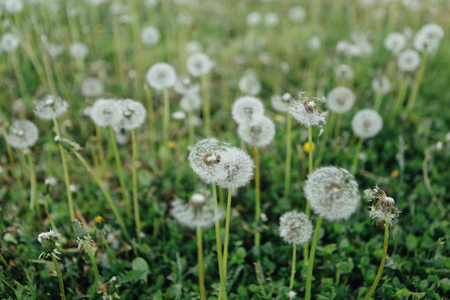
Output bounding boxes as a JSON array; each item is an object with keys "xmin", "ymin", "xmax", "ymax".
[
  {"xmin": 406, "ymin": 51, "xmax": 428, "ymax": 113},
  {"xmin": 52, "ymin": 256, "xmax": 66, "ymax": 300},
  {"xmin": 212, "ymin": 183, "xmax": 227, "ymax": 300},
  {"xmin": 364, "ymin": 222, "xmax": 390, "ymax": 300},
  {"xmin": 83, "ymin": 242, "xmax": 99, "ymax": 300},
  {"xmin": 222, "ymin": 188, "xmax": 233, "ymax": 278},
  {"xmin": 305, "ymin": 216, "xmax": 323, "ymax": 300},
  {"xmin": 351, "ymin": 137, "xmax": 364, "ymax": 175},
  {"xmin": 252, "ymin": 146, "xmax": 261, "ymax": 249},
  {"xmin": 284, "ymin": 113, "xmax": 292, "ymax": 197},
  {"xmin": 196, "ymin": 227, "xmax": 206, "ymax": 300},
  {"xmin": 289, "ymin": 244, "xmax": 297, "ymax": 289},
  {"xmin": 131, "ymin": 129, "xmax": 141, "ymax": 243}
]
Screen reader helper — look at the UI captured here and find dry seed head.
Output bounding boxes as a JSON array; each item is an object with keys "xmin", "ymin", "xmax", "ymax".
[
  {"xmin": 34, "ymin": 95, "xmax": 68, "ymax": 120},
  {"xmin": 6, "ymin": 120, "xmax": 39, "ymax": 149},
  {"xmin": 232, "ymin": 96, "xmax": 265, "ymax": 124},
  {"xmin": 279, "ymin": 211, "xmax": 313, "ymax": 245}
]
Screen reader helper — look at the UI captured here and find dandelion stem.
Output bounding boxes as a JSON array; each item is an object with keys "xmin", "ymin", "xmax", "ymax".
[
  {"xmin": 52, "ymin": 256, "xmax": 66, "ymax": 300},
  {"xmin": 108, "ymin": 127, "xmax": 131, "ymax": 220},
  {"xmin": 163, "ymin": 88, "xmax": 170, "ymax": 147},
  {"xmin": 144, "ymin": 85, "xmax": 156, "ymax": 154},
  {"xmin": 333, "ymin": 114, "xmax": 342, "ymax": 154},
  {"xmin": 364, "ymin": 222, "xmax": 389, "ymax": 300},
  {"xmin": 196, "ymin": 227, "xmax": 206, "ymax": 300},
  {"xmin": 42, "ymin": 195, "xmax": 58, "ymax": 232},
  {"xmin": 305, "ymin": 216, "xmax": 323, "ymax": 300},
  {"xmin": 82, "ymin": 241, "xmax": 99, "ymax": 300},
  {"xmin": 392, "ymin": 78, "xmax": 408, "ymax": 116},
  {"xmin": 131, "ymin": 129, "xmax": 141, "ymax": 243},
  {"xmin": 212, "ymin": 183, "xmax": 227, "ymax": 300},
  {"xmin": 351, "ymin": 137, "xmax": 364, "ymax": 175},
  {"xmin": 406, "ymin": 50, "xmax": 428, "ymax": 112},
  {"xmin": 95, "ymin": 126, "xmax": 106, "ymax": 176},
  {"xmin": 25, "ymin": 149, "xmax": 41, "ymax": 220},
  {"xmin": 284, "ymin": 113, "xmax": 292, "ymax": 197},
  {"xmin": 304, "ymin": 125, "xmax": 314, "ymax": 264},
  {"xmin": 201, "ymin": 74, "xmax": 211, "ymax": 137},
  {"xmin": 0, "ymin": 252, "xmax": 8, "ymax": 269},
  {"xmin": 222, "ymin": 188, "xmax": 233, "ymax": 278},
  {"xmin": 289, "ymin": 244, "xmax": 296, "ymax": 289},
  {"xmin": 252, "ymin": 146, "xmax": 261, "ymax": 249},
  {"xmin": 373, "ymin": 93, "xmax": 383, "ymax": 111}
]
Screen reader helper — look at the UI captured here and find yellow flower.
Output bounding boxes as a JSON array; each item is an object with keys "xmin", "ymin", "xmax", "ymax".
[
  {"xmin": 391, "ymin": 169, "xmax": 399, "ymax": 177},
  {"xmin": 303, "ymin": 141, "xmax": 315, "ymax": 154},
  {"xmin": 167, "ymin": 141, "xmax": 176, "ymax": 148},
  {"xmin": 94, "ymin": 215, "xmax": 104, "ymax": 223},
  {"xmin": 275, "ymin": 114, "xmax": 284, "ymax": 122}
]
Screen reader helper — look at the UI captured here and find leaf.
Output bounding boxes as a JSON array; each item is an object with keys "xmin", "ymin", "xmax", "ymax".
[
  {"xmin": 406, "ymin": 234, "xmax": 418, "ymax": 252},
  {"xmin": 131, "ymin": 257, "xmax": 150, "ymax": 282}
]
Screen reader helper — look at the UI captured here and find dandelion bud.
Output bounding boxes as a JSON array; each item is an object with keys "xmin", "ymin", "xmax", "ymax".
[
  {"xmin": 6, "ymin": 120, "xmax": 39, "ymax": 149},
  {"xmin": 326, "ymin": 86, "xmax": 356, "ymax": 114},
  {"xmin": 90, "ymin": 99, "xmax": 121, "ymax": 127},
  {"xmin": 117, "ymin": 99, "xmax": 147, "ymax": 130},
  {"xmin": 186, "ymin": 52, "xmax": 214, "ymax": 77},
  {"xmin": 279, "ymin": 211, "xmax": 313, "ymax": 245},
  {"xmin": 34, "ymin": 95, "xmax": 68, "ymax": 120},
  {"xmin": 232, "ymin": 96, "xmax": 265, "ymax": 124},
  {"xmin": 146, "ymin": 62, "xmax": 177, "ymax": 91},
  {"xmin": 351, "ymin": 109, "xmax": 383, "ymax": 139},
  {"xmin": 238, "ymin": 115, "xmax": 275, "ymax": 147},
  {"xmin": 37, "ymin": 230, "xmax": 61, "ymax": 260},
  {"xmin": 216, "ymin": 147, "xmax": 255, "ymax": 189},
  {"xmin": 72, "ymin": 219, "xmax": 94, "ymax": 248}
]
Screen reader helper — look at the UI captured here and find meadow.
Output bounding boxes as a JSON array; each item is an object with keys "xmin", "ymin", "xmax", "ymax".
[{"xmin": 0, "ymin": 0, "xmax": 449, "ymax": 299}]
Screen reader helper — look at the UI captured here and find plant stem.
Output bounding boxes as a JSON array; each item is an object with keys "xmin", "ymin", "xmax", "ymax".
[
  {"xmin": 289, "ymin": 244, "xmax": 296, "ymax": 289},
  {"xmin": 333, "ymin": 114, "xmax": 342, "ymax": 153},
  {"xmin": 252, "ymin": 146, "xmax": 261, "ymax": 249},
  {"xmin": 364, "ymin": 222, "xmax": 390, "ymax": 300},
  {"xmin": 351, "ymin": 137, "xmax": 364, "ymax": 175},
  {"xmin": 11, "ymin": 50, "xmax": 28, "ymax": 96},
  {"xmin": 196, "ymin": 227, "xmax": 206, "ymax": 300},
  {"xmin": 83, "ymin": 241, "xmax": 99, "ymax": 300},
  {"xmin": 131, "ymin": 129, "xmax": 141, "ymax": 243},
  {"xmin": 201, "ymin": 74, "xmax": 211, "ymax": 137},
  {"xmin": 52, "ymin": 256, "xmax": 66, "ymax": 300},
  {"xmin": 0, "ymin": 252, "xmax": 8, "ymax": 269},
  {"xmin": 392, "ymin": 78, "xmax": 408, "ymax": 116},
  {"xmin": 212, "ymin": 183, "xmax": 227, "ymax": 300},
  {"xmin": 25, "ymin": 149, "xmax": 41, "ymax": 220},
  {"xmin": 163, "ymin": 88, "xmax": 170, "ymax": 147},
  {"xmin": 305, "ymin": 216, "xmax": 323, "ymax": 300},
  {"xmin": 109, "ymin": 127, "xmax": 131, "ymax": 220},
  {"xmin": 304, "ymin": 125, "xmax": 314, "ymax": 263},
  {"xmin": 406, "ymin": 51, "xmax": 428, "ymax": 112},
  {"xmin": 284, "ymin": 113, "xmax": 292, "ymax": 197},
  {"xmin": 222, "ymin": 189, "xmax": 233, "ymax": 278},
  {"xmin": 373, "ymin": 92, "xmax": 383, "ymax": 111},
  {"xmin": 95, "ymin": 125, "xmax": 106, "ymax": 176}
]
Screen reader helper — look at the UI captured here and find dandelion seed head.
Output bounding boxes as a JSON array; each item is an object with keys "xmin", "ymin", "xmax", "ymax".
[
  {"xmin": 232, "ymin": 96, "xmax": 265, "ymax": 124},
  {"xmin": 307, "ymin": 36, "xmax": 321, "ymax": 51},
  {"xmin": 265, "ymin": 12, "xmax": 279, "ymax": 27},
  {"xmin": 238, "ymin": 115, "xmax": 275, "ymax": 147},
  {"xmin": 247, "ymin": 12, "xmax": 262, "ymax": 27},
  {"xmin": 335, "ymin": 64, "xmax": 354, "ymax": 81},
  {"xmin": 34, "ymin": 95, "xmax": 68, "ymax": 120},
  {"xmin": 4, "ymin": 0, "xmax": 23, "ymax": 13},
  {"xmin": 90, "ymin": 99, "xmax": 122, "ymax": 127},
  {"xmin": 351, "ymin": 109, "xmax": 383, "ymax": 139},
  {"xmin": 146, "ymin": 62, "xmax": 177, "ymax": 90},
  {"xmin": 414, "ymin": 23, "xmax": 444, "ymax": 52},
  {"xmin": 6, "ymin": 120, "xmax": 39, "ymax": 149},
  {"xmin": 238, "ymin": 73, "xmax": 261, "ymax": 96},
  {"xmin": 397, "ymin": 49, "xmax": 421, "ymax": 72},
  {"xmin": 174, "ymin": 75, "xmax": 200, "ymax": 95},
  {"xmin": 289, "ymin": 6, "xmax": 306, "ymax": 23},
  {"xmin": 364, "ymin": 185, "xmax": 401, "ymax": 224},
  {"xmin": 384, "ymin": 32, "xmax": 407, "ymax": 55},
  {"xmin": 326, "ymin": 86, "xmax": 356, "ymax": 114},
  {"xmin": 271, "ymin": 93, "xmax": 292, "ymax": 113},
  {"xmin": 117, "ymin": 99, "xmax": 147, "ymax": 130},
  {"xmin": 289, "ymin": 92, "xmax": 328, "ymax": 128},
  {"xmin": 180, "ymin": 93, "xmax": 202, "ymax": 112},
  {"xmin": 279, "ymin": 211, "xmax": 313, "ymax": 245},
  {"xmin": 186, "ymin": 52, "xmax": 214, "ymax": 77},
  {"xmin": 141, "ymin": 26, "xmax": 160, "ymax": 46},
  {"xmin": 371, "ymin": 76, "xmax": 391, "ymax": 95},
  {"xmin": 0, "ymin": 33, "xmax": 20, "ymax": 52},
  {"xmin": 81, "ymin": 77, "xmax": 104, "ymax": 98},
  {"xmin": 70, "ymin": 42, "xmax": 89, "ymax": 59},
  {"xmin": 216, "ymin": 147, "xmax": 255, "ymax": 189}
]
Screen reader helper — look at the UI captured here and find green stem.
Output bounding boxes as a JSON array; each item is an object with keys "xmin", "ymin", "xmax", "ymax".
[
  {"xmin": 11, "ymin": 50, "xmax": 28, "ymax": 96},
  {"xmin": 201, "ymin": 75, "xmax": 211, "ymax": 137},
  {"xmin": 315, "ymin": 113, "xmax": 335, "ymax": 167},
  {"xmin": 308, "ymin": 126, "xmax": 313, "ymax": 175},
  {"xmin": 406, "ymin": 51, "xmax": 428, "ymax": 112},
  {"xmin": 131, "ymin": 129, "xmax": 141, "ymax": 243},
  {"xmin": 52, "ymin": 256, "xmax": 66, "ymax": 300},
  {"xmin": 252, "ymin": 146, "xmax": 261, "ymax": 249},
  {"xmin": 373, "ymin": 93, "xmax": 383, "ymax": 111},
  {"xmin": 351, "ymin": 138, "xmax": 364, "ymax": 175},
  {"xmin": 73, "ymin": 151, "xmax": 129, "ymax": 239},
  {"xmin": 163, "ymin": 88, "xmax": 170, "ymax": 147},
  {"xmin": 392, "ymin": 79, "xmax": 408, "ymax": 116},
  {"xmin": 0, "ymin": 252, "xmax": 8, "ymax": 269},
  {"xmin": 83, "ymin": 242, "xmax": 99, "ymax": 300},
  {"xmin": 109, "ymin": 127, "xmax": 131, "ymax": 220},
  {"xmin": 42, "ymin": 195, "xmax": 58, "ymax": 232},
  {"xmin": 284, "ymin": 113, "xmax": 292, "ymax": 197},
  {"xmin": 222, "ymin": 189, "xmax": 233, "ymax": 278},
  {"xmin": 212, "ymin": 183, "xmax": 227, "ymax": 300},
  {"xmin": 144, "ymin": 85, "xmax": 156, "ymax": 154},
  {"xmin": 304, "ymin": 126, "xmax": 314, "ymax": 263},
  {"xmin": 95, "ymin": 125, "xmax": 106, "ymax": 176},
  {"xmin": 25, "ymin": 149, "xmax": 41, "ymax": 220},
  {"xmin": 364, "ymin": 222, "xmax": 390, "ymax": 300},
  {"xmin": 289, "ymin": 244, "xmax": 296, "ymax": 289},
  {"xmin": 305, "ymin": 216, "xmax": 323, "ymax": 300},
  {"xmin": 196, "ymin": 227, "xmax": 206, "ymax": 300}
]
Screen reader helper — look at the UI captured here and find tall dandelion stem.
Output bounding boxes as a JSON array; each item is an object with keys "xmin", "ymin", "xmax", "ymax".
[
  {"xmin": 351, "ymin": 138, "xmax": 364, "ymax": 175},
  {"xmin": 305, "ymin": 216, "xmax": 323, "ymax": 300},
  {"xmin": 364, "ymin": 222, "xmax": 390, "ymax": 300},
  {"xmin": 303, "ymin": 125, "xmax": 314, "ymax": 263},
  {"xmin": 392, "ymin": 79, "xmax": 408, "ymax": 116},
  {"xmin": 163, "ymin": 88, "xmax": 170, "ymax": 147},
  {"xmin": 82, "ymin": 242, "xmax": 99, "ymax": 300},
  {"xmin": 196, "ymin": 227, "xmax": 206, "ymax": 300},
  {"xmin": 406, "ymin": 51, "xmax": 428, "ymax": 112},
  {"xmin": 212, "ymin": 183, "xmax": 227, "ymax": 300},
  {"xmin": 95, "ymin": 126, "xmax": 106, "ymax": 175},
  {"xmin": 201, "ymin": 75, "xmax": 211, "ymax": 137},
  {"xmin": 52, "ymin": 256, "xmax": 66, "ymax": 300},
  {"xmin": 222, "ymin": 189, "xmax": 233, "ymax": 278},
  {"xmin": 252, "ymin": 146, "xmax": 261, "ymax": 249},
  {"xmin": 131, "ymin": 129, "xmax": 141, "ymax": 242},
  {"xmin": 289, "ymin": 244, "xmax": 296, "ymax": 289},
  {"xmin": 284, "ymin": 113, "xmax": 292, "ymax": 197},
  {"xmin": 25, "ymin": 149, "xmax": 41, "ymax": 219}
]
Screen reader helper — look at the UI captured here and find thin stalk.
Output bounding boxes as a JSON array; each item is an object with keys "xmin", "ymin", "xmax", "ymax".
[
  {"xmin": 52, "ymin": 256, "xmax": 66, "ymax": 300},
  {"xmin": 364, "ymin": 222, "xmax": 390, "ymax": 300},
  {"xmin": 305, "ymin": 216, "xmax": 323, "ymax": 300},
  {"xmin": 163, "ymin": 89, "xmax": 170, "ymax": 147},
  {"xmin": 25, "ymin": 149, "xmax": 41, "ymax": 220},
  {"xmin": 188, "ymin": 108, "xmax": 195, "ymax": 146},
  {"xmin": 108, "ymin": 127, "xmax": 131, "ymax": 220},
  {"xmin": 304, "ymin": 125, "xmax": 314, "ymax": 263},
  {"xmin": 53, "ymin": 118, "xmax": 75, "ymax": 221},
  {"xmin": 144, "ymin": 85, "xmax": 156, "ymax": 154},
  {"xmin": 11, "ymin": 51, "xmax": 28, "ymax": 96},
  {"xmin": 95, "ymin": 126, "xmax": 106, "ymax": 176},
  {"xmin": 212, "ymin": 183, "xmax": 227, "ymax": 300},
  {"xmin": 201, "ymin": 75, "xmax": 211, "ymax": 137},
  {"xmin": 333, "ymin": 114, "xmax": 342, "ymax": 153},
  {"xmin": 222, "ymin": 189, "xmax": 233, "ymax": 278},
  {"xmin": 289, "ymin": 244, "xmax": 297, "ymax": 289},
  {"xmin": 351, "ymin": 138, "xmax": 364, "ymax": 175},
  {"xmin": 73, "ymin": 151, "xmax": 129, "ymax": 239},
  {"xmin": 83, "ymin": 242, "xmax": 99, "ymax": 300},
  {"xmin": 131, "ymin": 129, "xmax": 141, "ymax": 243},
  {"xmin": 406, "ymin": 51, "xmax": 428, "ymax": 112},
  {"xmin": 315, "ymin": 113, "xmax": 335, "ymax": 167},
  {"xmin": 284, "ymin": 113, "xmax": 292, "ymax": 197},
  {"xmin": 373, "ymin": 92, "xmax": 383, "ymax": 111},
  {"xmin": 42, "ymin": 195, "xmax": 58, "ymax": 232},
  {"xmin": 252, "ymin": 146, "xmax": 261, "ymax": 249},
  {"xmin": 392, "ymin": 78, "xmax": 408, "ymax": 116},
  {"xmin": 196, "ymin": 227, "xmax": 206, "ymax": 300},
  {"xmin": 0, "ymin": 252, "xmax": 8, "ymax": 269}
]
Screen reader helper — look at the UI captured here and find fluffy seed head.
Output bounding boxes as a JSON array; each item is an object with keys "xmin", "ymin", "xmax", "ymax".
[
  {"xmin": 326, "ymin": 87, "xmax": 356, "ymax": 114},
  {"xmin": 289, "ymin": 92, "xmax": 328, "ymax": 128},
  {"xmin": 351, "ymin": 109, "xmax": 383, "ymax": 139},
  {"xmin": 304, "ymin": 167, "xmax": 360, "ymax": 222},
  {"xmin": 6, "ymin": 120, "xmax": 39, "ymax": 149},
  {"xmin": 238, "ymin": 73, "xmax": 261, "ymax": 96},
  {"xmin": 180, "ymin": 93, "xmax": 202, "ymax": 112},
  {"xmin": 34, "ymin": 95, "xmax": 68, "ymax": 120},
  {"xmin": 232, "ymin": 96, "xmax": 265, "ymax": 124},
  {"xmin": 174, "ymin": 76, "xmax": 200, "ymax": 95},
  {"xmin": 216, "ymin": 147, "xmax": 255, "ymax": 189},
  {"xmin": 186, "ymin": 53, "xmax": 214, "ymax": 77},
  {"xmin": 70, "ymin": 42, "xmax": 89, "ymax": 59},
  {"xmin": 146, "ymin": 62, "xmax": 177, "ymax": 90},
  {"xmin": 371, "ymin": 76, "xmax": 391, "ymax": 95},
  {"xmin": 246, "ymin": 12, "xmax": 262, "ymax": 27},
  {"xmin": 414, "ymin": 23, "xmax": 444, "ymax": 52},
  {"xmin": 335, "ymin": 64, "xmax": 354, "ymax": 81},
  {"xmin": 141, "ymin": 26, "xmax": 161, "ymax": 46},
  {"xmin": 238, "ymin": 115, "xmax": 275, "ymax": 147},
  {"xmin": 364, "ymin": 185, "xmax": 401, "ymax": 224},
  {"xmin": 384, "ymin": 32, "xmax": 407, "ymax": 55},
  {"xmin": 289, "ymin": 6, "xmax": 306, "ymax": 23},
  {"xmin": 90, "ymin": 99, "xmax": 121, "ymax": 127},
  {"xmin": 397, "ymin": 49, "xmax": 421, "ymax": 72},
  {"xmin": 279, "ymin": 211, "xmax": 313, "ymax": 245},
  {"xmin": 0, "ymin": 33, "xmax": 20, "ymax": 52},
  {"xmin": 81, "ymin": 77, "xmax": 104, "ymax": 98},
  {"xmin": 271, "ymin": 93, "xmax": 292, "ymax": 113},
  {"xmin": 117, "ymin": 99, "xmax": 147, "ymax": 130}
]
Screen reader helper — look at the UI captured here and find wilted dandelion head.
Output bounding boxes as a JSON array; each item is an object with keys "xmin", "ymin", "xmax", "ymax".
[
  {"xmin": 326, "ymin": 86, "xmax": 356, "ymax": 114},
  {"xmin": 0, "ymin": 33, "xmax": 20, "ymax": 52},
  {"xmin": 384, "ymin": 32, "xmax": 407, "ymax": 55},
  {"xmin": 34, "ymin": 94, "xmax": 68, "ymax": 120},
  {"xmin": 232, "ymin": 96, "xmax": 265, "ymax": 124},
  {"xmin": 171, "ymin": 192, "xmax": 224, "ymax": 229},
  {"xmin": 246, "ymin": 12, "xmax": 262, "ymax": 27},
  {"xmin": 81, "ymin": 77, "xmax": 104, "ymax": 98},
  {"xmin": 146, "ymin": 62, "xmax": 177, "ymax": 90},
  {"xmin": 414, "ymin": 23, "xmax": 444, "ymax": 52},
  {"xmin": 335, "ymin": 64, "xmax": 354, "ymax": 81},
  {"xmin": 271, "ymin": 93, "xmax": 293, "ymax": 113},
  {"xmin": 364, "ymin": 185, "xmax": 401, "ymax": 224},
  {"xmin": 371, "ymin": 76, "xmax": 391, "ymax": 95},
  {"xmin": 216, "ymin": 147, "xmax": 255, "ymax": 189},
  {"xmin": 279, "ymin": 211, "xmax": 313, "ymax": 245},
  {"xmin": 117, "ymin": 99, "xmax": 147, "ymax": 130},
  {"xmin": 141, "ymin": 26, "xmax": 161, "ymax": 46},
  {"xmin": 90, "ymin": 99, "xmax": 121, "ymax": 127},
  {"xmin": 186, "ymin": 52, "xmax": 214, "ymax": 77},
  {"xmin": 6, "ymin": 120, "xmax": 39, "ymax": 149},
  {"xmin": 188, "ymin": 138, "xmax": 230, "ymax": 184},
  {"xmin": 351, "ymin": 109, "xmax": 383, "ymax": 139},
  {"xmin": 238, "ymin": 73, "xmax": 261, "ymax": 96},
  {"xmin": 70, "ymin": 42, "xmax": 88, "ymax": 59},
  {"xmin": 37, "ymin": 229, "xmax": 61, "ymax": 260},
  {"xmin": 304, "ymin": 167, "xmax": 360, "ymax": 222},
  {"xmin": 72, "ymin": 219, "xmax": 94, "ymax": 248},
  {"xmin": 180, "ymin": 93, "xmax": 202, "ymax": 112},
  {"xmin": 397, "ymin": 49, "xmax": 421, "ymax": 72},
  {"xmin": 238, "ymin": 115, "xmax": 275, "ymax": 147},
  {"xmin": 289, "ymin": 92, "xmax": 328, "ymax": 128},
  {"xmin": 289, "ymin": 6, "xmax": 306, "ymax": 23}
]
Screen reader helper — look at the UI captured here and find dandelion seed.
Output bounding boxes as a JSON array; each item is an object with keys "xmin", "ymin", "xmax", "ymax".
[
  {"xmin": 141, "ymin": 26, "xmax": 160, "ymax": 46},
  {"xmin": 146, "ymin": 62, "xmax": 177, "ymax": 90},
  {"xmin": 34, "ymin": 95, "xmax": 68, "ymax": 120},
  {"xmin": 81, "ymin": 77, "xmax": 104, "ymax": 99},
  {"xmin": 351, "ymin": 109, "xmax": 383, "ymax": 139},
  {"xmin": 326, "ymin": 87, "xmax": 356, "ymax": 114},
  {"xmin": 216, "ymin": 147, "xmax": 255, "ymax": 189},
  {"xmin": 6, "ymin": 120, "xmax": 39, "ymax": 149},
  {"xmin": 232, "ymin": 96, "xmax": 265, "ymax": 124},
  {"xmin": 279, "ymin": 211, "xmax": 313, "ymax": 245},
  {"xmin": 186, "ymin": 53, "xmax": 214, "ymax": 77},
  {"xmin": 238, "ymin": 115, "xmax": 275, "ymax": 148},
  {"xmin": 117, "ymin": 99, "xmax": 147, "ymax": 130}
]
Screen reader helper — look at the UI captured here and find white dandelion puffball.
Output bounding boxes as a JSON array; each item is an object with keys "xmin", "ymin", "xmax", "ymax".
[
  {"xmin": 232, "ymin": 96, "xmax": 265, "ymax": 124},
  {"xmin": 180, "ymin": 93, "xmax": 202, "ymax": 112},
  {"xmin": 246, "ymin": 12, "xmax": 262, "ymax": 27},
  {"xmin": 335, "ymin": 64, "xmax": 354, "ymax": 81},
  {"xmin": 188, "ymin": 138, "xmax": 230, "ymax": 184},
  {"xmin": 279, "ymin": 211, "xmax": 313, "ymax": 245},
  {"xmin": 34, "ymin": 95, "xmax": 68, "ymax": 120},
  {"xmin": 4, "ymin": 0, "xmax": 23, "ymax": 13},
  {"xmin": 174, "ymin": 76, "xmax": 200, "ymax": 95},
  {"xmin": 141, "ymin": 26, "xmax": 160, "ymax": 46},
  {"xmin": 90, "ymin": 99, "xmax": 121, "ymax": 127},
  {"xmin": 271, "ymin": 93, "xmax": 293, "ymax": 113},
  {"xmin": 216, "ymin": 147, "xmax": 255, "ymax": 189},
  {"xmin": 326, "ymin": 87, "xmax": 356, "ymax": 114},
  {"xmin": 117, "ymin": 99, "xmax": 147, "ymax": 130},
  {"xmin": 351, "ymin": 109, "xmax": 383, "ymax": 139},
  {"xmin": 371, "ymin": 76, "xmax": 391, "ymax": 95},
  {"xmin": 307, "ymin": 36, "xmax": 321, "ymax": 51},
  {"xmin": 70, "ymin": 42, "xmax": 89, "ymax": 59},
  {"xmin": 186, "ymin": 41, "xmax": 202, "ymax": 54},
  {"xmin": 238, "ymin": 73, "xmax": 261, "ymax": 96},
  {"xmin": 414, "ymin": 23, "xmax": 444, "ymax": 52},
  {"xmin": 144, "ymin": 0, "xmax": 159, "ymax": 8},
  {"xmin": 289, "ymin": 6, "xmax": 306, "ymax": 23},
  {"xmin": 384, "ymin": 32, "xmax": 407, "ymax": 55},
  {"xmin": 238, "ymin": 115, "xmax": 275, "ymax": 148},
  {"xmin": 146, "ymin": 62, "xmax": 177, "ymax": 90},
  {"xmin": 6, "ymin": 120, "xmax": 39, "ymax": 149},
  {"xmin": 265, "ymin": 12, "xmax": 279, "ymax": 28},
  {"xmin": 365, "ymin": 185, "xmax": 401, "ymax": 224},
  {"xmin": 289, "ymin": 93, "xmax": 328, "ymax": 128},
  {"xmin": 186, "ymin": 52, "xmax": 214, "ymax": 77},
  {"xmin": 81, "ymin": 77, "xmax": 104, "ymax": 98},
  {"xmin": 304, "ymin": 166, "xmax": 360, "ymax": 222},
  {"xmin": 0, "ymin": 33, "xmax": 20, "ymax": 52},
  {"xmin": 172, "ymin": 111, "xmax": 186, "ymax": 120},
  {"xmin": 397, "ymin": 49, "xmax": 421, "ymax": 72}
]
